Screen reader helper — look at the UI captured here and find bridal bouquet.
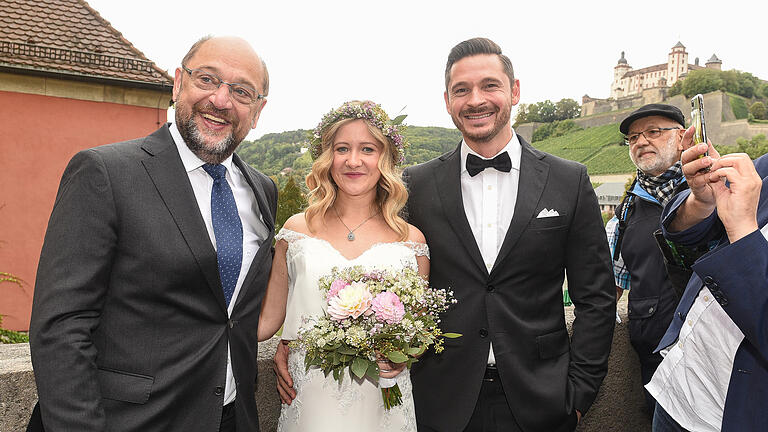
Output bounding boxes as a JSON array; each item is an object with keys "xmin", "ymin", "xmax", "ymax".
[{"xmin": 293, "ymin": 265, "xmax": 459, "ymax": 409}]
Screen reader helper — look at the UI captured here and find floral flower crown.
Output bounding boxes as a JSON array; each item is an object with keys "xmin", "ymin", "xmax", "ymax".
[{"xmin": 309, "ymin": 101, "xmax": 408, "ymax": 165}]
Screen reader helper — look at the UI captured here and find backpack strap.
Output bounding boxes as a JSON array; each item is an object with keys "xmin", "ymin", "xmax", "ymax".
[{"xmin": 613, "ymin": 181, "xmax": 637, "ymax": 262}]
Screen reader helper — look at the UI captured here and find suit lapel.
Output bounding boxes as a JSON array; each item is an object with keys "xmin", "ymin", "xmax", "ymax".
[
  {"xmin": 233, "ymin": 154, "xmax": 274, "ymax": 234},
  {"xmin": 491, "ymin": 138, "xmax": 549, "ymax": 275},
  {"xmin": 231, "ymin": 154, "xmax": 274, "ymax": 310},
  {"xmin": 140, "ymin": 126, "xmax": 228, "ymax": 312},
  {"xmin": 434, "ymin": 144, "xmax": 488, "ymax": 276},
  {"xmin": 758, "ymin": 176, "xmax": 768, "ymax": 229}
]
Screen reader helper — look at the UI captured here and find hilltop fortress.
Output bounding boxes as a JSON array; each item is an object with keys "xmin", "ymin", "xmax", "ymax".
[
  {"xmin": 516, "ymin": 42, "xmax": 768, "ymax": 150},
  {"xmin": 583, "ymin": 42, "xmax": 722, "ymax": 116}
]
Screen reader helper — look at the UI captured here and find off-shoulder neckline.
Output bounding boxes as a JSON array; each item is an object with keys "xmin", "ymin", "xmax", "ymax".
[{"xmin": 276, "ymin": 228, "xmax": 428, "ymax": 262}]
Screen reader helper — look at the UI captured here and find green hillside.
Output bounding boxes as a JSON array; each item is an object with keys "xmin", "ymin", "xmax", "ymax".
[
  {"xmin": 237, "ymin": 126, "xmax": 462, "ymax": 178},
  {"xmin": 729, "ymin": 93, "xmax": 749, "ymax": 119},
  {"xmin": 531, "ymin": 123, "xmax": 634, "ymax": 175},
  {"xmin": 237, "ymin": 122, "xmax": 634, "ymax": 180}
]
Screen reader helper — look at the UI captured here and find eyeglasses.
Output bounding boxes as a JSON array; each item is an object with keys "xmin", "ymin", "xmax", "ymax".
[
  {"xmin": 181, "ymin": 65, "xmax": 265, "ymax": 105},
  {"xmin": 623, "ymin": 127, "xmax": 681, "ymax": 146}
]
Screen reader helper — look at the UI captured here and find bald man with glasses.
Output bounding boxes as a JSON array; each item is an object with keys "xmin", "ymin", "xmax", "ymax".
[{"xmin": 29, "ymin": 36, "xmax": 277, "ymax": 432}]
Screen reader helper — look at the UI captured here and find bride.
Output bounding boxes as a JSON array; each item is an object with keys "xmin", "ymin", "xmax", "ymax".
[{"xmin": 258, "ymin": 101, "xmax": 428, "ymax": 431}]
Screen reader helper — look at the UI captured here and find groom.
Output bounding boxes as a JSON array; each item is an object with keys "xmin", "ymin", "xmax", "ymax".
[{"xmin": 403, "ymin": 38, "xmax": 616, "ymax": 431}]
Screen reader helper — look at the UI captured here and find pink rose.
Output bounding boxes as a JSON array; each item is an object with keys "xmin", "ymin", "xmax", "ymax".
[
  {"xmin": 371, "ymin": 291, "xmax": 405, "ymax": 324},
  {"xmin": 328, "ymin": 279, "xmax": 349, "ymax": 298}
]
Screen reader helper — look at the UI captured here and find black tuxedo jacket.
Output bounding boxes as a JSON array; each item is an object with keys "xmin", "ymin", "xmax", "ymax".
[
  {"xmin": 29, "ymin": 125, "xmax": 277, "ymax": 431},
  {"xmin": 404, "ymin": 138, "xmax": 615, "ymax": 432}
]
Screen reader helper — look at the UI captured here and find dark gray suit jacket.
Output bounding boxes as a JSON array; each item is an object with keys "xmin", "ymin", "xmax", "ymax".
[
  {"xmin": 29, "ymin": 125, "xmax": 277, "ymax": 431},
  {"xmin": 404, "ymin": 138, "xmax": 615, "ymax": 432}
]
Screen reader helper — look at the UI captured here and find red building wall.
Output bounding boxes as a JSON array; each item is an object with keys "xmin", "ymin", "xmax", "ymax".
[{"xmin": 0, "ymin": 90, "xmax": 169, "ymax": 330}]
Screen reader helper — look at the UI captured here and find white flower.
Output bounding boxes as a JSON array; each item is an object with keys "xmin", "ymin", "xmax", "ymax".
[{"xmin": 327, "ymin": 282, "xmax": 373, "ymax": 321}]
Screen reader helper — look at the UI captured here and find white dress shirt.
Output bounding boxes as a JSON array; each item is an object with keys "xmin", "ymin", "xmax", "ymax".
[
  {"xmin": 170, "ymin": 121, "xmax": 269, "ymax": 405},
  {"xmin": 644, "ymin": 227, "xmax": 768, "ymax": 430},
  {"xmin": 460, "ymin": 131, "xmax": 522, "ymax": 364}
]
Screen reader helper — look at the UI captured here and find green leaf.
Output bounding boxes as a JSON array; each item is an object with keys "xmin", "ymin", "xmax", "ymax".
[
  {"xmin": 442, "ymin": 332, "xmax": 462, "ymax": 339},
  {"xmin": 366, "ymin": 361, "xmax": 380, "ymax": 382},
  {"xmin": 407, "ymin": 346, "xmax": 424, "ymax": 355},
  {"xmin": 392, "ymin": 114, "xmax": 407, "ymax": 125},
  {"xmin": 387, "ymin": 351, "xmax": 408, "ymax": 364},
  {"xmin": 337, "ymin": 346, "xmax": 358, "ymax": 355},
  {"xmin": 351, "ymin": 357, "xmax": 369, "ymax": 379}
]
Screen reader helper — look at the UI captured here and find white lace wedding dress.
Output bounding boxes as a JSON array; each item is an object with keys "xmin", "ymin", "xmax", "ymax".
[{"xmin": 275, "ymin": 228, "xmax": 428, "ymax": 432}]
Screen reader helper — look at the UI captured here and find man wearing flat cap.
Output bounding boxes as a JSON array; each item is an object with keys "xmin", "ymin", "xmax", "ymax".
[{"xmin": 605, "ymin": 103, "xmax": 688, "ymax": 415}]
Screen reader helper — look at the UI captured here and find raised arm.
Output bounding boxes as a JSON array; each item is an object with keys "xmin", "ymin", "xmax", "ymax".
[{"xmin": 668, "ymin": 126, "xmax": 721, "ymax": 232}]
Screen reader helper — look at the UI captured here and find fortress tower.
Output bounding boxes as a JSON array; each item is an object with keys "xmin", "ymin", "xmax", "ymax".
[
  {"xmin": 706, "ymin": 54, "xmax": 723, "ymax": 71},
  {"xmin": 611, "ymin": 52, "xmax": 632, "ymax": 99},
  {"xmin": 667, "ymin": 41, "xmax": 689, "ymax": 85}
]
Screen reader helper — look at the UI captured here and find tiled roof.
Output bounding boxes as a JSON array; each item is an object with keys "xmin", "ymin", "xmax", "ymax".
[
  {"xmin": 0, "ymin": 0, "xmax": 172, "ymax": 89},
  {"xmin": 623, "ymin": 64, "xmax": 667, "ymax": 78}
]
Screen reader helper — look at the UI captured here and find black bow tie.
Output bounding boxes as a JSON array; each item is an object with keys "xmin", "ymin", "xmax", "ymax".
[{"xmin": 466, "ymin": 152, "xmax": 512, "ymax": 177}]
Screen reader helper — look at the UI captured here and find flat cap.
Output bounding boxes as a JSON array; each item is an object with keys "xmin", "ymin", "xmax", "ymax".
[{"xmin": 619, "ymin": 104, "xmax": 685, "ymax": 134}]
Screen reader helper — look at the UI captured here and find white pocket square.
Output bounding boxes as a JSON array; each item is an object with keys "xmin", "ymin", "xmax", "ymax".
[{"xmin": 536, "ymin": 208, "xmax": 560, "ymax": 218}]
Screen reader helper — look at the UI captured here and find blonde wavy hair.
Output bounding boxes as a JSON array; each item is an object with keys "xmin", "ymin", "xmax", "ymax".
[{"xmin": 305, "ymin": 107, "xmax": 409, "ymax": 240}]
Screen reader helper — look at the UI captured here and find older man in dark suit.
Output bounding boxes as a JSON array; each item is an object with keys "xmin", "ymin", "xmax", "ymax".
[
  {"xmin": 29, "ymin": 36, "xmax": 276, "ymax": 432},
  {"xmin": 403, "ymin": 38, "xmax": 615, "ymax": 432}
]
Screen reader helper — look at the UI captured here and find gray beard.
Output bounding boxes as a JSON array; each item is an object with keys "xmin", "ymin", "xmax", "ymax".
[{"xmin": 178, "ymin": 117, "xmax": 238, "ymax": 164}]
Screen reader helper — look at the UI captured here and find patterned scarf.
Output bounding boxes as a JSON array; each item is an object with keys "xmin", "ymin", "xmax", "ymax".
[{"xmin": 636, "ymin": 161, "xmax": 684, "ymax": 207}]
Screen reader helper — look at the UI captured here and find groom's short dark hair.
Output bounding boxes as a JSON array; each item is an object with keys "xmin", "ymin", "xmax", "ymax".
[{"xmin": 444, "ymin": 37, "xmax": 515, "ymax": 92}]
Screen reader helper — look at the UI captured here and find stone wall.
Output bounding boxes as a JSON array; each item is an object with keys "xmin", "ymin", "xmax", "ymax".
[
  {"xmin": 1, "ymin": 301, "xmax": 650, "ymax": 432},
  {"xmin": 523, "ymin": 91, "xmax": 762, "ymax": 149}
]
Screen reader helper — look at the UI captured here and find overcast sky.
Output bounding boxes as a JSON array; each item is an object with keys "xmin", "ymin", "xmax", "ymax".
[{"xmin": 86, "ymin": 0, "xmax": 768, "ymax": 140}]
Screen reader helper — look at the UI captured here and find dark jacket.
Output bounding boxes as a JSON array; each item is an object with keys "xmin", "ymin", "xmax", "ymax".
[
  {"xmin": 29, "ymin": 125, "xmax": 277, "ymax": 432},
  {"xmin": 620, "ymin": 182, "xmax": 679, "ymax": 357},
  {"xmin": 404, "ymin": 138, "xmax": 615, "ymax": 432}
]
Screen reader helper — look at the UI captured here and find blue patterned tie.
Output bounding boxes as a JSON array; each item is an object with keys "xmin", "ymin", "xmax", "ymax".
[{"xmin": 202, "ymin": 163, "xmax": 243, "ymax": 307}]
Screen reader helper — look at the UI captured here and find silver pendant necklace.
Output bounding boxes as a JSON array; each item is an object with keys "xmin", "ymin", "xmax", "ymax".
[{"xmin": 333, "ymin": 207, "xmax": 379, "ymax": 241}]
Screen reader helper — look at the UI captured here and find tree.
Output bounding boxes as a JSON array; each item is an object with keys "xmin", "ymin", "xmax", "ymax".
[
  {"xmin": 531, "ymin": 119, "xmax": 582, "ymax": 142},
  {"xmin": 680, "ymin": 69, "xmax": 762, "ymax": 99},
  {"xmin": 735, "ymin": 134, "xmax": 768, "ymax": 159},
  {"xmin": 668, "ymin": 80, "xmax": 683, "ymax": 97},
  {"xmin": 275, "ymin": 176, "xmax": 307, "ymax": 232},
  {"xmin": 680, "ymin": 69, "xmax": 723, "ymax": 97},
  {"xmin": 516, "ymin": 98, "xmax": 581, "ymax": 126},
  {"xmin": 750, "ymin": 102, "xmax": 767, "ymax": 120},
  {"xmin": 554, "ymin": 98, "xmax": 581, "ymax": 120},
  {"xmin": 532, "ymin": 100, "xmax": 557, "ymax": 122},
  {"xmin": 291, "ymin": 151, "xmax": 313, "ymax": 180},
  {"xmin": 514, "ymin": 103, "xmax": 530, "ymax": 125}
]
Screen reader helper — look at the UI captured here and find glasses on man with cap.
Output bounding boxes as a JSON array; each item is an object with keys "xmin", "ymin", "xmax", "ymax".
[
  {"xmin": 623, "ymin": 127, "xmax": 682, "ymax": 146},
  {"xmin": 181, "ymin": 65, "xmax": 265, "ymax": 105}
]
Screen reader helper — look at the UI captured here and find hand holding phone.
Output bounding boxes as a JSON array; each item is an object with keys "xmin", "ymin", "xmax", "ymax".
[{"xmin": 691, "ymin": 94, "xmax": 708, "ymax": 156}]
